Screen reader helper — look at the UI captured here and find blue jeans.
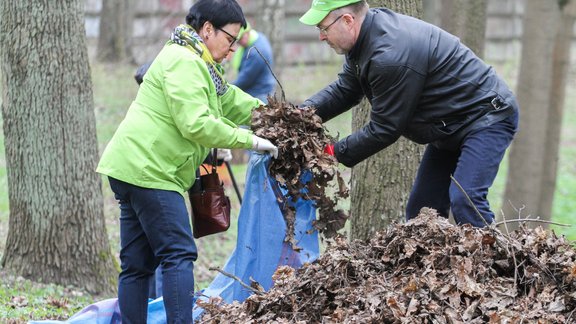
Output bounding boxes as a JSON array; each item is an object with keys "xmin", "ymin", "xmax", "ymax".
[
  {"xmin": 109, "ymin": 177, "xmax": 197, "ymax": 324},
  {"xmin": 148, "ymin": 266, "xmax": 163, "ymax": 299},
  {"xmin": 406, "ymin": 113, "xmax": 518, "ymax": 227}
]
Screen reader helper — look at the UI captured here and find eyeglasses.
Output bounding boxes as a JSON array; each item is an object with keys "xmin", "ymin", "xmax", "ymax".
[
  {"xmin": 217, "ymin": 27, "xmax": 238, "ymax": 48},
  {"xmin": 316, "ymin": 15, "xmax": 344, "ymax": 36}
]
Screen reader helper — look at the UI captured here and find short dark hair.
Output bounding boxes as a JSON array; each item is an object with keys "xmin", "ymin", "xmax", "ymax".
[
  {"xmin": 333, "ymin": 1, "xmax": 369, "ymax": 17},
  {"xmin": 186, "ymin": 0, "xmax": 247, "ymax": 31}
]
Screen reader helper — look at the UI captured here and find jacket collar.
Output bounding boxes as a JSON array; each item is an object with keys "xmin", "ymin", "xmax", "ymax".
[{"xmin": 347, "ymin": 9, "xmax": 376, "ymax": 61}]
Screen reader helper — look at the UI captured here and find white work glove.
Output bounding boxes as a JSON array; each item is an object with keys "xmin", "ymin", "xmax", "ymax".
[
  {"xmin": 216, "ymin": 148, "xmax": 233, "ymax": 162},
  {"xmin": 252, "ymin": 135, "xmax": 278, "ymax": 158}
]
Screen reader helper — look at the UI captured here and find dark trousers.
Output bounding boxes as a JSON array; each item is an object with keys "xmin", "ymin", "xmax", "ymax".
[
  {"xmin": 406, "ymin": 112, "xmax": 518, "ymax": 227},
  {"xmin": 109, "ymin": 177, "xmax": 197, "ymax": 323}
]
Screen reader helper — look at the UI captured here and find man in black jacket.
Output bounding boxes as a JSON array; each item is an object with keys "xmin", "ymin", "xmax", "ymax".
[{"xmin": 299, "ymin": 0, "xmax": 519, "ymax": 227}]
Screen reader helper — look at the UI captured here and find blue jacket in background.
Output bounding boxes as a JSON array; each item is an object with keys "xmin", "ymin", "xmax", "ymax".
[{"xmin": 232, "ymin": 32, "xmax": 276, "ymax": 102}]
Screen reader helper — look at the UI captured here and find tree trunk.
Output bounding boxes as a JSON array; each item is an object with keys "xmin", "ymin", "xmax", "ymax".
[
  {"xmin": 0, "ymin": 1, "xmax": 117, "ymax": 295},
  {"xmin": 97, "ymin": 0, "xmax": 135, "ymax": 63},
  {"xmin": 502, "ymin": 0, "xmax": 560, "ymax": 230},
  {"xmin": 539, "ymin": 0, "xmax": 576, "ymax": 222},
  {"xmin": 423, "ymin": 0, "xmax": 440, "ymax": 26},
  {"xmin": 254, "ymin": 0, "xmax": 285, "ymax": 81},
  {"xmin": 350, "ymin": 0, "xmax": 424, "ymax": 240},
  {"xmin": 439, "ymin": 0, "xmax": 488, "ymax": 58}
]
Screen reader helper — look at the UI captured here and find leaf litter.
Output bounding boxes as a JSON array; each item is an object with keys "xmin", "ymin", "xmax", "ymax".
[
  {"xmin": 198, "ymin": 209, "xmax": 576, "ymax": 323},
  {"xmin": 251, "ymin": 97, "xmax": 349, "ymax": 244},
  {"xmin": 216, "ymin": 97, "xmax": 576, "ymax": 322}
]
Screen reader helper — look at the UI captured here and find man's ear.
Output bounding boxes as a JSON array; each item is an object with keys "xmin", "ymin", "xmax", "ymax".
[{"xmin": 342, "ymin": 13, "xmax": 355, "ymax": 26}]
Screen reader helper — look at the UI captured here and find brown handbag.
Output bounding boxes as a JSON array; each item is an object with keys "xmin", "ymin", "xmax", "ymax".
[{"xmin": 188, "ymin": 149, "xmax": 231, "ymax": 239}]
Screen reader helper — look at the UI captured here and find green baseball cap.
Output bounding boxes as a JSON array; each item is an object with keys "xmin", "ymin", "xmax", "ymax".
[{"xmin": 299, "ymin": 0, "xmax": 362, "ymax": 25}]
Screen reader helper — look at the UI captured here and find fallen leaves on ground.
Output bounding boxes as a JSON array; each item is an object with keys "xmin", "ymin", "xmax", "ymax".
[{"xmin": 198, "ymin": 208, "xmax": 576, "ymax": 323}]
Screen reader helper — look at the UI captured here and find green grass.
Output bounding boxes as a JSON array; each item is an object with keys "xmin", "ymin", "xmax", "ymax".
[
  {"xmin": 91, "ymin": 63, "xmax": 140, "ymax": 151},
  {"xmin": 1, "ymin": 58, "xmax": 575, "ymax": 322},
  {"xmin": 549, "ymin": 79, "xmax": 576, "ymax": 240},
  {"xmin": 0, "ymin": 271, "xmax": 95, "ymax": 323}
]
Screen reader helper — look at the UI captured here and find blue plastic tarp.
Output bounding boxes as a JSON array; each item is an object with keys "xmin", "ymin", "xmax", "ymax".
[{"xmin": 30, "ymin": 153, "xmax": 319, "ymax": 323}]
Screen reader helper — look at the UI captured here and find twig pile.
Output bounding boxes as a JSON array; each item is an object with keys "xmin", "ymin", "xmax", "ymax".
[
  {"xmin": 198, "ymin": 209, "xmax": 576, "ymax": 323},
  {"xmin": 251, "ymin": 97, "xmax": 349, "ymax": 239}
]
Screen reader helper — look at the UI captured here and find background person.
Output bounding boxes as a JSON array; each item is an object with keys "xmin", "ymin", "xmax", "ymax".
[
  {"xmin": 96, "ymin": 0, "xmax": 277, "ymax": 322},
  {"xmin": 229, "ymin": 22, "xmax": 276, "ymax": 103},
  {"xmin": 299, "ymin": 0, "xmax": 519, "ymax": 227}
]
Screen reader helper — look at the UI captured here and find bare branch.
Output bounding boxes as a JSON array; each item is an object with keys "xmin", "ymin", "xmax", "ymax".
[
  {"xmin": 450, "ymin": 175, "xmax": 489, "ymax": 227},
  {"xmin": 494, "ymin": 219, "xmax": 571, "ymax": 227},
  {"xmin": 247, "ymin": 46, "xmax": 285, "ymax": 101},
  {"xmin": 209, "ymin": 267, "xmax": 264, "ymax": 295}
]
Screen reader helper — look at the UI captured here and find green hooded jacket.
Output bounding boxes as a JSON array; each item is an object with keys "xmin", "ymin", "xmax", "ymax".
[{"xmin": 96, "ymin": 42, "xmax": 260, "ymax": 194}]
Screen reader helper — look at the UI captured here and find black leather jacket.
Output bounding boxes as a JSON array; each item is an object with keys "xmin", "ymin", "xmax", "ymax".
[{"xmin": 303, "ymin": 8, "xmax": 518, "ymax": 167}]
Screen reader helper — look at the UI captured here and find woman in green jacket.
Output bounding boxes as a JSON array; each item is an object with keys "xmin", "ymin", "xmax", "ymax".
[{"xmin": 96, "ymin": 0, "xmax": 277, "ymax": 322}]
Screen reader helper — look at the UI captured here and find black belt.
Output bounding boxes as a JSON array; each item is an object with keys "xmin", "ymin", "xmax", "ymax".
[{"xmin": 432, "ymin": 96, "xmax": 516, "ymax": 150}]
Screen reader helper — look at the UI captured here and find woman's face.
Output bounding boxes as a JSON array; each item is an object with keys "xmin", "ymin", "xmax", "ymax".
[{"xmin": 202, "ymin": 22, "xmax": 241, "ymax": 63}]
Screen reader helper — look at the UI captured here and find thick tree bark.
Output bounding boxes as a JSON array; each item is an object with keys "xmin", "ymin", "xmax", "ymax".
[
  {"xmin": 254, "ymin": 0, "xmax": 285, "ymax": 81},
  {"xmin": 439, "ymin": 0, "xmax": 488, "ymax": 58},
  {"xmin": 350, "ymin": 0, "xmax": 424, "ymax": 241},
  {"xmin": 97, "ymin": 0, "xmax": 135, "ymax": 63},
  {"xmin": 423, "ymin": 0, "xmax": 440, "ymax": 26},
  {"xmin": 539, "ymin": 0, "xmax": 576, "ymax": 222},
  {"xmin": 502, "ymin": 0, "xmax": 560, "ymax": 230},
  {"xmin": 0, "ymin": 1, "xmax": 117, "ymax": 295}
]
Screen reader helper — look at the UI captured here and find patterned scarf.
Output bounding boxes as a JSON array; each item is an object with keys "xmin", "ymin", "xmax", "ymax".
[{"xmin": 170, "ymin": 24, "xmax": 229, "ymax": 96}]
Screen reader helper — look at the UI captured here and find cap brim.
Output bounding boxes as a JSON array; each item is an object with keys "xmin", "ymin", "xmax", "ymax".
[{"xmin": 299, "ymin": 8, "xmax": 330, "ymax": 25}]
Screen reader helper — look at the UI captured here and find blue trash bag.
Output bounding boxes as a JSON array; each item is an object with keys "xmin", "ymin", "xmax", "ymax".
[
  {"xmin": 193, "ymin": 152, "xmax": 319, "ymax": 319},
  {"xmin": 30, "ymin": 152, "xmax": 319, "ymax": 323}
]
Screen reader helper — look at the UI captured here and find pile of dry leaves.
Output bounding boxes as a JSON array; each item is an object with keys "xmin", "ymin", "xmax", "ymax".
[
  {"xmin": 198, "ymin": 209, "xmax": 576, "ymax": 323},
  {"xmin": 251, "ymin": 98, "xmax": 349, "ymax": 240}
]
